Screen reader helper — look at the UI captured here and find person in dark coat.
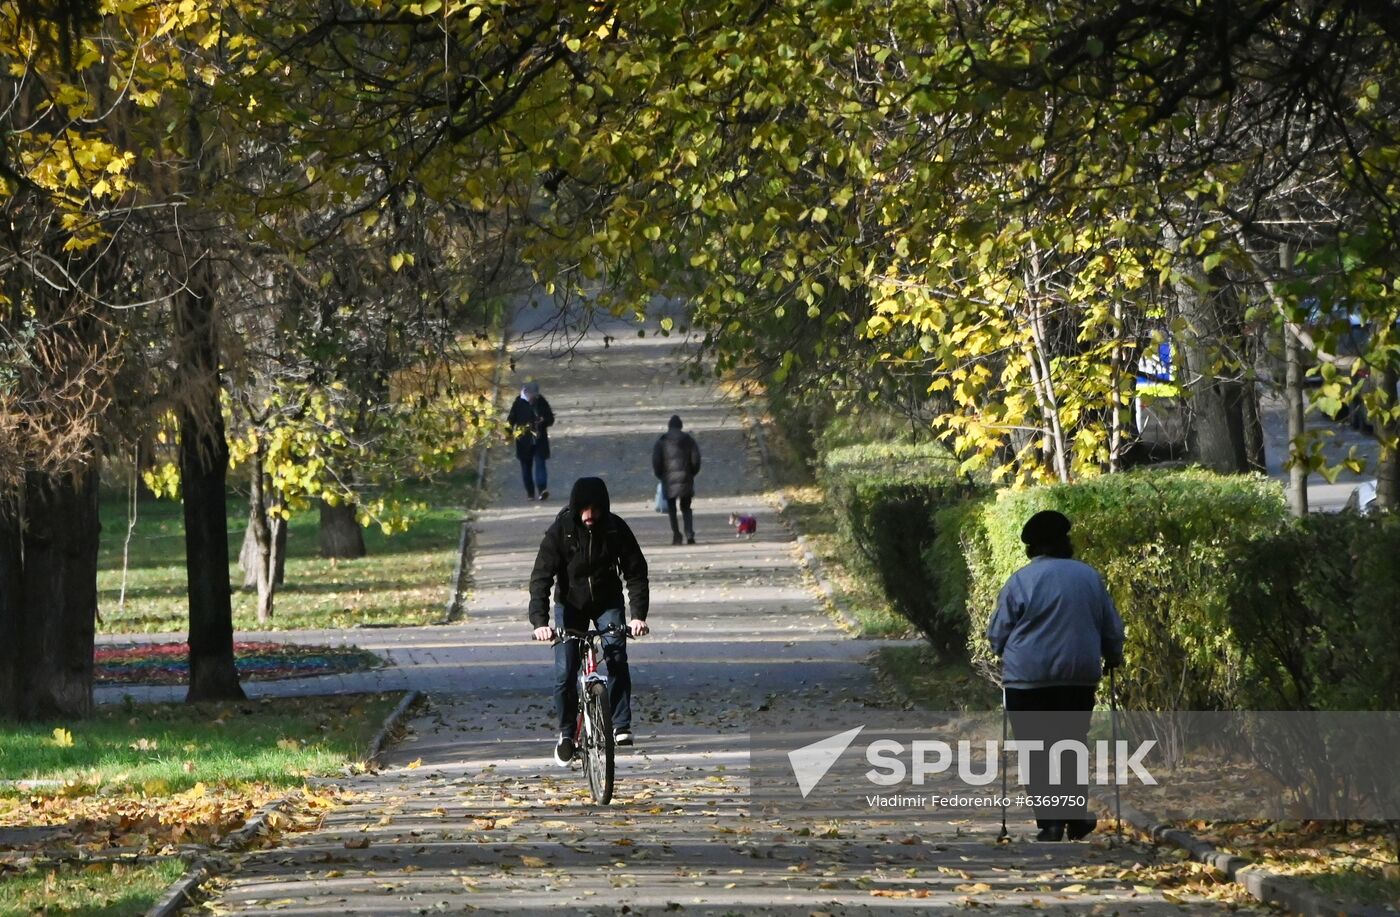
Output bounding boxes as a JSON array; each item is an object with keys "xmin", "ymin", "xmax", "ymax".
[
  {"xmin": 986, "ymin": 509, "xmax": 1125, "ymax": 842},
  {"xmin": 529, "ymin": 477, "xmax": 650, "ymax": 764},
  {"xmin": 651, "ymin": 414, "xmax": 702, "ymax": 545},
  {"xmin": 506, "ymin": 380, "xmax": 554, "ymax": 501}
]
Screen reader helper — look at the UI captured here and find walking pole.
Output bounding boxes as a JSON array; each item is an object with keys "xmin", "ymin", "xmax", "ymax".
[
  {"xmin": 998, "ymin": 688, "xmax": 1009, "ymax": 843},
  {"xmin": 1111, "ymin": 666, "xmax": 1122, "ymax": 845}
]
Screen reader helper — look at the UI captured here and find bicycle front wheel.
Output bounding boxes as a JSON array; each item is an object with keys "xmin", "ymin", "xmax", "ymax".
[{"xmin": 583, "ymin": 682, "xmax": 615, "ymax": 805}]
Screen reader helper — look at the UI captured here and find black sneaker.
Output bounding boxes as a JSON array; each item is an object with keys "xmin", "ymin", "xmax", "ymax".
[
  {"xmin": 686, "ymin": 536, "xmax": 696, "ymax": 544},
  {"xmin": 672, "ymin": 534, "xmax": 683, "ymax": 545},
  {"xmin": 539, "ymin": 489, "xmax": 549, "ymax": 500},
  {"xmin": 553, "ymin": 734, "xmax": 575, "ymax": 765},
  {"xmin": 614, "ymin": 729, "xmax": 634, "ymax": 746}
]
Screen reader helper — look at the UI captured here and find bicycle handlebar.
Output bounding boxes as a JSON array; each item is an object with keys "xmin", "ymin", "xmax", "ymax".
[{"xmin": 548, "ymin": 623, "xmax": 634, "ymax": 646}]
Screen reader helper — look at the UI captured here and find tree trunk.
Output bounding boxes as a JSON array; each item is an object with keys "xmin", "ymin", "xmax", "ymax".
[
  {"xmin": 1286, "ymin": 326, "xmax": 1309, "ymax": 516},
  {"xmin": 1374, "ymin": 367, "xmax": 1399, "ymax": 512},
  {"xmin": 318, "ymin": 498, "xmax": 365, "ymax": 558},
  {"xmin": 1241, "ymin": 376, "xmax": 1267, "ymax": 473},
  {"xmin": 239, "ymin": 513, "xmax": 258, "ymax": 589},
  {"xmin": 240, "ymin": 489, "xmax": 287, "ymax": 588},
  {"xmin": 0, "ymin": 464, "xmax": 101, "ymax": 720},
  {"xmin": 1177, "ymin": 285, "xmax": 1251, "ymax": 473},
  {"xmin": 0, "ymin": 495, "xmax": 23, "ymax": 719},
  {"xmin": 178, "ymin": 276, "xmax": 245, "ymax": 702},
  {"xmin": 248, "ymin": 443, "xmax": 275, "ymax": 625}
]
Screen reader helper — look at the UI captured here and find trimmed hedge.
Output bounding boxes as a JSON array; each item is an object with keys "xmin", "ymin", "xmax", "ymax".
[
  {"xmin": 821, "ymin": 443, "xmax": 981, "ymax": 654},
  {"xmin": 961, "ymin": 470, "xmax": 1289, "ymax": 711},
  {"xmin": 1229, "ymin": 512, "xmax": 1400, "ymax": 711}
]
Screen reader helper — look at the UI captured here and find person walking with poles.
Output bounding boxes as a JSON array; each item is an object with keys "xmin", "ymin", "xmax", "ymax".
[
  {"xmin": 652, "ymin": 414, "xmax": 701, "ymax": 545},
  {"xmin": 507, "ymin": 380, "xmax": 554, "ymax": 501},
  {"xmin": 986, "ymin": 509, "xmax": 1124, "ymax": 842},
  {"xmin": 529, "ymin": 477, "xmax": 650, "ymax": 765}
]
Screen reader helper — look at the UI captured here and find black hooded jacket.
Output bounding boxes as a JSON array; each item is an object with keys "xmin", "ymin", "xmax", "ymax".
[{"xmin": 528, "ymin": 477, "xmax": 649, "ymax": 626}]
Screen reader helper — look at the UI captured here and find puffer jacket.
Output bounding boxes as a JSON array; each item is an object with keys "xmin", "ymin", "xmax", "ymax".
[
  {"xmin": 528, "ymin": 477, "xmax": 649, "ymax": 625},
  {"xmin": 651, "ymin": 430, "xmax": 701, "ymax": 499}
]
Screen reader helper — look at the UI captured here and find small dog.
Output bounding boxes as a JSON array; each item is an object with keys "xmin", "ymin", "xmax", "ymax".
[{"xmin": 728, "ymin": 513, "xmax": 758, "ymax": 538}]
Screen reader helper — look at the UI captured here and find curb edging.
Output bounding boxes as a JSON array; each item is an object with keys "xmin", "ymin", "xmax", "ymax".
[
  {"xmin": 144, "ymin": 861, "xmax": 212, "ymax": 917},
  {"xmin": 143, "ymin": 689, "xmax": 425, "ymax": 917},
  {"xmin": 741, "ymin": 407, "xmax": 864, "ymax": 635},
  {"xmin": 1112, "ymin": 802, "xmax": 1393, "ymax": 917},
  {"xmin": 366, "ymin": 689, "xmax": 424, "ymax": 766}
]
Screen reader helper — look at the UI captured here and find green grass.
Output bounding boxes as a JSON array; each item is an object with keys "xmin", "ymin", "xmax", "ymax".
[
  {"xmin": 0, "ymin": 859, "xmax": 186, "ymax": 917},
  {"xmin": 0, "ymin": 694, "xmax": 400, "ymax": 793},
  {"xmin": 97, "ymin": 471, "xmax": 476, "ymax": 633},
  {"xmin": 873, "ymin": 644, "xmax": 1000, "ymax": 711},
  {"xmin": 1307, "ymin": 869, "xmax": 1400, "ymax": 907}
]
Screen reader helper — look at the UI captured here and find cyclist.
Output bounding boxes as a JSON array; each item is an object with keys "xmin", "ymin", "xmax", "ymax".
[{"xmin": 529, "ymin": 477, "xmax": 650, "ymax": 765}]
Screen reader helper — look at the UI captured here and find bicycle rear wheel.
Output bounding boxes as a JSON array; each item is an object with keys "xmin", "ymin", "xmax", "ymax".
[{"xmin": 583, "ymin": 682, "xmax": 614, "ymax": 804}]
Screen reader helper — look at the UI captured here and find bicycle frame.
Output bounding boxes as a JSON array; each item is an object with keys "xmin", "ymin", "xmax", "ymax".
[
  {"xmin": 553, "ymin": 624, "xmax": 628, "ymax": 804},
  {"xmin": 575, "ymin": 634, "xmax": 609, "ymax": 742}
]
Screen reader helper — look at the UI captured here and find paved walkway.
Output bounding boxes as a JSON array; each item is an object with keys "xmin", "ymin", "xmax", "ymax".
[{"xmin": 187, "ymin": 309, "xmax": 1261, "ymax": 915}]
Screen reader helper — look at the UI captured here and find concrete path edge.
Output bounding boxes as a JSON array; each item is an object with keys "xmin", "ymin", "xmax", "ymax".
[
  {"xmin": 144, "ymin": 689, "xmax": 423, "ymax": 917},
  {"xmin": 742, "ymin": 406, "xmax": 865, "ymax": 635},
  {"xmin": 1114, "ymin": 802, "xmax": 1392, "ymax": 917}
]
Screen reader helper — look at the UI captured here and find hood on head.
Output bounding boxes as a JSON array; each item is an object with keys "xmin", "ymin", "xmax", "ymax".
[
  {"xmin": 569, "ymin": 477, "xmax": 610, "ymax": 519},
  {"xmin": 667, "ymin": 414, "xmax": 683, "ymax": 430}
]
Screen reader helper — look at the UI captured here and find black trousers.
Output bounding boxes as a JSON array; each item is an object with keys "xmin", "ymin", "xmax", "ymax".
[
  {"xmin": 665, "ymin": 494, "xmax": 694, "ymax": 540},
  {"xmin": 1004, "ymin": 685, "xmax": 1095, "ymax": 828}
]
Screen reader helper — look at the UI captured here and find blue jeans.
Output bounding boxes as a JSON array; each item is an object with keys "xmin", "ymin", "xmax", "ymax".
[
  {"xmin": 519, "ymin": 450, "xmax": 548, "ymax": 497},
  {"xmin": 554, "ymin": 605, "xmax": 631, "ymax": 737}
]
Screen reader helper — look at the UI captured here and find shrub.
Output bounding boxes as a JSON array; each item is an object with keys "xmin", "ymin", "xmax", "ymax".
[
  {"xmin": 821, "ymin": 443, "xmax": 982, "ymax": 654},
  {"xmin": 962, "ymin": 469, "xmax": 1288, "ymax": 711},
  {"xmin": 1229, "ymin": 512, "xmax": 1400, "ymax": 711}
]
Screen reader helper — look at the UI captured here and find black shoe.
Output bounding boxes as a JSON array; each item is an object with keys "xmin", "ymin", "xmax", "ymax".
[
  {"xmin": 553, "ymin": 734, "xmax": 575, "ymax": 766},
  {"xmin": 686, "ymin": 536, "xmax": 696, "ymax": 544},
  {"xmin": 672, "ymin": 534, "xmax": 683, "ymax": 545},
  {"xmin": 539, "ymin": 489, "xmax": 549, "ymax": 500},
  {"xmin": 614, "ymin": 729, "xmax": 634, "ymax": 746},
  {"xmin": 526, "ymin": 491, "xmax": 536, "ymax": 500},
  {"xmin": 1066, "ymin": 818, "xmax": 1097, "ymax": 841},
  {"xmin": 1035, "ymin": 823, "xmax": 1065, "ymax": 842}
]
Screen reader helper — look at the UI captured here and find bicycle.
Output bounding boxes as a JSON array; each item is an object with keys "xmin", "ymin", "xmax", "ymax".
[{"xmin": 552, "ymin": 624, "xmax": 630, "ymax": 805}]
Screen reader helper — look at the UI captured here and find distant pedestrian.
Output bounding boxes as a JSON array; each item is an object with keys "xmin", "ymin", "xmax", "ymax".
[
  {"xmin": 507, "ymin": 380, "xmax": 554, "ymax": 501},
  {"xmin": 651, "ymin": 414, "xmax": 701, "ymax": 545},
  {"xmin": 986, "ymin": 510, "xmax": 1124, "ymax": 842}
]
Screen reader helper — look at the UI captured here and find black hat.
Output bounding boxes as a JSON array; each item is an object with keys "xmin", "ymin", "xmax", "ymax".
[
  {"xmin": 1020, "ymin": 510, "xmax": 1071, "ymax": 545},
  {"xmin": 668, "ymin": 414, "xmax": 683, "ymax": 430}
]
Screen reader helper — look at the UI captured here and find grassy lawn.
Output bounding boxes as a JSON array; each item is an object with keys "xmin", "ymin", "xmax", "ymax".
[
  {"xmin": 97, "ymin": 471, "xmax": 477, "ymax": 633},
  {"xmin": 0, "ymin": 693, "xmax": 403, "ymax": 916},
  {"xmin": 0, "ymin": 859, "xmax": 186, "ymax": 917},
  {"xmin": 0, "ymin": 694, "xmax": 399, "ymax": 794}
]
